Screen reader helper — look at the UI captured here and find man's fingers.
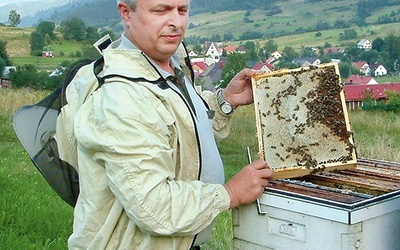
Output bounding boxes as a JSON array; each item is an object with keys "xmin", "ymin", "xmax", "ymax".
[
  {"xmin": 260, "ymin": 168, "xmax": 274, "ymax": 178},
  {"xmin": 251, "ymin": 159, "xmax": 268, "ymax": 170}
]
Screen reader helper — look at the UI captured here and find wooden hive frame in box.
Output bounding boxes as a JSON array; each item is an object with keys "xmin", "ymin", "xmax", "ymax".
[{"xmin": 252, "ymin": 63, "xmax": 357, "ymax": 180}]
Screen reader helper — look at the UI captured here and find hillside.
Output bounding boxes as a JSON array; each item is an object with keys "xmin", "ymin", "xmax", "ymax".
[
  {"xmin": 186, "ymin": 0, "xmax": 400, "ymax": 42},
  {"xmin": 2, "ymin": 20, "xmax": 399, "ymax": 59},
  {"xmin": 1, "ymin": 0, "xmax": 400, "ymax": 63},
  {"xmin": 1, "ymin": 0, "xmax": 400, "ymax": 41}
]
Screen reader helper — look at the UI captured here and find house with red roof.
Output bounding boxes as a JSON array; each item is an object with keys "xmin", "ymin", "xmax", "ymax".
[
  {"xmin": 224, "ymin": 45, "xmax": 238, "ymax": 54},
  {"xmin": 353, "ymin": 61, "xmax": 370, "ymax": 75},
  {"xmin": 344, "ymin": 75, "xmax": 378, "ymax": 85},
  {"xmin": 191, "ymin": 61, "xmax": 208, "ymax": 78},
  {"xmin": 343, "ymin": 83, "xmax": 400, "ymax": 110},
  {"xmin": 252, "ymin": 61, "xmax": 274, "ymax": 72},
  {"xmin": 323, "ymin": 47, "xmax": 344, "ymax": 54}
]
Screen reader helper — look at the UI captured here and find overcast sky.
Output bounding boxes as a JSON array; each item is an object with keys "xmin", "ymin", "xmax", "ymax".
[
  {"xmin": 0, "ymin": 1, "xmax": 32, "ymax": 7},
  {"xmin": 0, "ymin": 0, "xmax": 63, "ymax": 7}
]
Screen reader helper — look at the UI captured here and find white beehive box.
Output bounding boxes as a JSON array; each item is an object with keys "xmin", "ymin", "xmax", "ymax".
[
  {"xmin": 252, "ymin": 63, "xmax": 357, "ymax": 179},
  {"xmin": 233, "ymin": 158, "xmax": 400, "ymax": 250}
]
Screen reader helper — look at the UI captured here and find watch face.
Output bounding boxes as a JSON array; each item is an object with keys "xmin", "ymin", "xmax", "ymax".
[{"xmin": 221, "ymin": 103, "xmax": 233, "ymax": 114}]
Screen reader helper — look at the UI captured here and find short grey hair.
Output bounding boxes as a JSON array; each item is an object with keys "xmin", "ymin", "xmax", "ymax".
[{"xmin": 117, "ymin": 0, "xmax": 138, "ymax": 11}]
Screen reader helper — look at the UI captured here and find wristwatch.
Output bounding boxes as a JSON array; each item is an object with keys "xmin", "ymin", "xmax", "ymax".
[{"xmin": 217, "ymin": 89, "xmax": 234, "ymax": 115}]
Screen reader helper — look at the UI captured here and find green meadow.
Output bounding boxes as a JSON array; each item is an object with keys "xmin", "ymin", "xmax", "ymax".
[{"xmin": 1, "ymin": 88, "xmax": 400, "ymax": 249}]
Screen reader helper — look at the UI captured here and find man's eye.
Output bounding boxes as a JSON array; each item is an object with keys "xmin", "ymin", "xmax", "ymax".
[
  {"xmin": 153, "ymin": 8, "xmax": 166, "ymax": 14},
  {"xmin": 179, "ymin": 8, "xmax": 188, "ymax": 15}
]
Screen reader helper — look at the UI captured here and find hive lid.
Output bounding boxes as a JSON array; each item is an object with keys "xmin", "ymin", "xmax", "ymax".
[{"xmin": 252, "ymin": 63, "xmax": 357, "ymax": 180}]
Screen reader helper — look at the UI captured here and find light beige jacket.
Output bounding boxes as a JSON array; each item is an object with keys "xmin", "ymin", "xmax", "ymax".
[{"xmin": 57, "ymin": 41, "xmax": 232, "ymax": 249}]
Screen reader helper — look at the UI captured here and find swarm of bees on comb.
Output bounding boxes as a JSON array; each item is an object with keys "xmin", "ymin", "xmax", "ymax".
[{"xmin": 252, "ymin": 63, "xmax": 357, "ymax": 180}]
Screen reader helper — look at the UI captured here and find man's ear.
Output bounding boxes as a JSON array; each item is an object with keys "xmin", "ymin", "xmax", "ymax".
[{"xmin": 117, "ymin": 2, "xmax": 131, "ymax": 22}]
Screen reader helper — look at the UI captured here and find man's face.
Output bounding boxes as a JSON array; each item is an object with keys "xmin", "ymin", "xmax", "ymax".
[{"xmin": 123, "ymin": 0, "xmax": 190, "ymax": 64}]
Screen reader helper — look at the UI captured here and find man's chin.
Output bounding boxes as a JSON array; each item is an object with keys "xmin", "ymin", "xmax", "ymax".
[{"xmin": 161, "ymin": 43, "xmax": 181, "ymax": 55}]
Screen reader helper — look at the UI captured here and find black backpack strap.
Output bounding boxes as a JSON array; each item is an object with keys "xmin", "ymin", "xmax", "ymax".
[
  {"xmin": 181, "ymin": 41, "xmax": 195, "ymax": 84},
  {"xmin": 101, "ymin": 74, "xmax": 169, "ymax": 90}
]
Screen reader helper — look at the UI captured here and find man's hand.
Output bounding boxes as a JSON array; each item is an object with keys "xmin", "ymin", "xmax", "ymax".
[
  {"xmin": 224, "ymin": 159, "xmax": 273, "ymax": 208},
  {"xmin": 223, "ymin": 68, "xmax": 261, "ymax": 109}
]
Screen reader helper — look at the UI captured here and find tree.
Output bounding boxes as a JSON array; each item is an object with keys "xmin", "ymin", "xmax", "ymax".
[
  {"xmin": 29, "ymin": 30, "xmax": 45, "ymax": 56},
  {"xmin": 60, "ymin": 17, "xmax": 86, "ymax": 41},
  {"xmin": 220, "ymin": 53, "xmax": 247, "ymax": 88},
  {"xmin": 339, "ymin": 29, "xmax": 358, "ymax": 41},
  {"xmin": 243, "ymin": 41, "xmax": 256, "ymax": 52},
  {"xmin": 85, "ymin": 26, "xmax": 100, "ymax": 44},
  {"xmin": 99, "ymin": 29, "xmax": 117, "ymax": 41},
  {"xmin": 359, "ymin": 49, "xmax": 380, "ymax": 63},
  {"xmin": 36, "ymin": 21, "xmax": 57, "ymax": 40},
  {"xmin": 0, "ymin": 40, "xmax": 12, "ymax": 65},
  {"xmin": 81, "ymin": 45, "xmax": 101, "ymax": 60},
  {"xmin": 339, "ymin": 62, "xmax": 352, "ymax": 79},
  {"xmin": 223, "ymin": 32, "xmax": 234, "ymax": 42},
  {"xmin": 9, "ymin": 64, "xmax": 39, "ymax": 88},
  {"xmin": 192, "ymin": 44, "xmax": 202, "ymax": 54},
  {"xmin": 383, "ymin": 35, "xmax": 400, "ymax": 61},
  {"xmin": 263, "ymin": 39, "xmax": 278, "ymax": 55},
  {"xmin": 300, "ymin": 46, "xmax": 317, "ymax": 58},
  {"xmin": 0, "ymin": 57, "xmax": 6, "ymax": 78},
  {"xmin": 372, "ymin": 37, "xmax": 384, "ymax": 52},
  {"xmin": 282, "ymin": 46, "xmax": 299, "ymax": 62},
  {"xmin": 8, "ymin": 10, "xmax": 21, "ymax": 27}
]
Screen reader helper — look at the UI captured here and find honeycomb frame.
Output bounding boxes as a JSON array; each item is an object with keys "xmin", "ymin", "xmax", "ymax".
[{"xmin": 252, "ymin": 63, "xmax": 357, "ymax": 179}]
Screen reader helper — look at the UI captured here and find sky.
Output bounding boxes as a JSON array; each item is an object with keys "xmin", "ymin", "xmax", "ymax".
[
  {"xmin": 0, "ymin": 0, "xmax": 63, "ymax": 7},
  {"xmin": 0, "ymin": 1, "xmax": 32, "ymax": 7}
]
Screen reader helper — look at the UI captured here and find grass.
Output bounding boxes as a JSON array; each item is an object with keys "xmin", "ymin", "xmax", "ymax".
[
  {"xmin": 375, "ymin": 74, "xmax": 400, "ymax": 84},
  {"xmin": 11, "ymin": 56, "xmax": 77, "ymax": 72},
  {"xmin": 0, "ymin": 88, "xmax": 73, "ymax": 249},
  {"xmin": 1, "ymin": 87, "xmax": 400, "ymax": 249}
]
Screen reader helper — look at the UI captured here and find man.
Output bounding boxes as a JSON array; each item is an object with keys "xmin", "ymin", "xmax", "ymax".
[{"xmin": 65, "ymin": 0, "xmax": 273, "ymax": 249}]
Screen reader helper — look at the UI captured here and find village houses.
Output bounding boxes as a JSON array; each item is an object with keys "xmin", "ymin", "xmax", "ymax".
[{"xmin": 353, "ymin": 61, "xmax": 388, "ymax": 76}]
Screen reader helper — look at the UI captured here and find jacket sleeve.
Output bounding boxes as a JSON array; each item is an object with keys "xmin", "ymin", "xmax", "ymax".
[
  {"xmin": 74, "ymin": 82, "xmax": 231, "ymax": 236},
  {"xmin": 201, "ymin": 90, "xmax": 233, "ymax": 142}
]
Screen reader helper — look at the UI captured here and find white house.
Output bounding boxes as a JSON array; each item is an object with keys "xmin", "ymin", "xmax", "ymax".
[
  {"xmin": 292, "ymin": 58, "xmax": 321, "ymax": 67},
  {"xmin": 357, "ymin": 39, "xmax": 372, "ymax": 50},
  {"xmin": 270, "ymin": 51, "xmax": 282, "ymax": 60},
  {"xmin": 370, "ymin": 63, "xmax": 388, "ymax": 76},
  {"xmin": 188, "ymin": 50, "xmax": 199, "ymax": 57},
  {"xmin": 190, "ymin": 57, "xmax": 216, "ymax": 67},
  {"xmin": 202, "ymin": 42, "xmax": 221, "ymax": 63}
]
